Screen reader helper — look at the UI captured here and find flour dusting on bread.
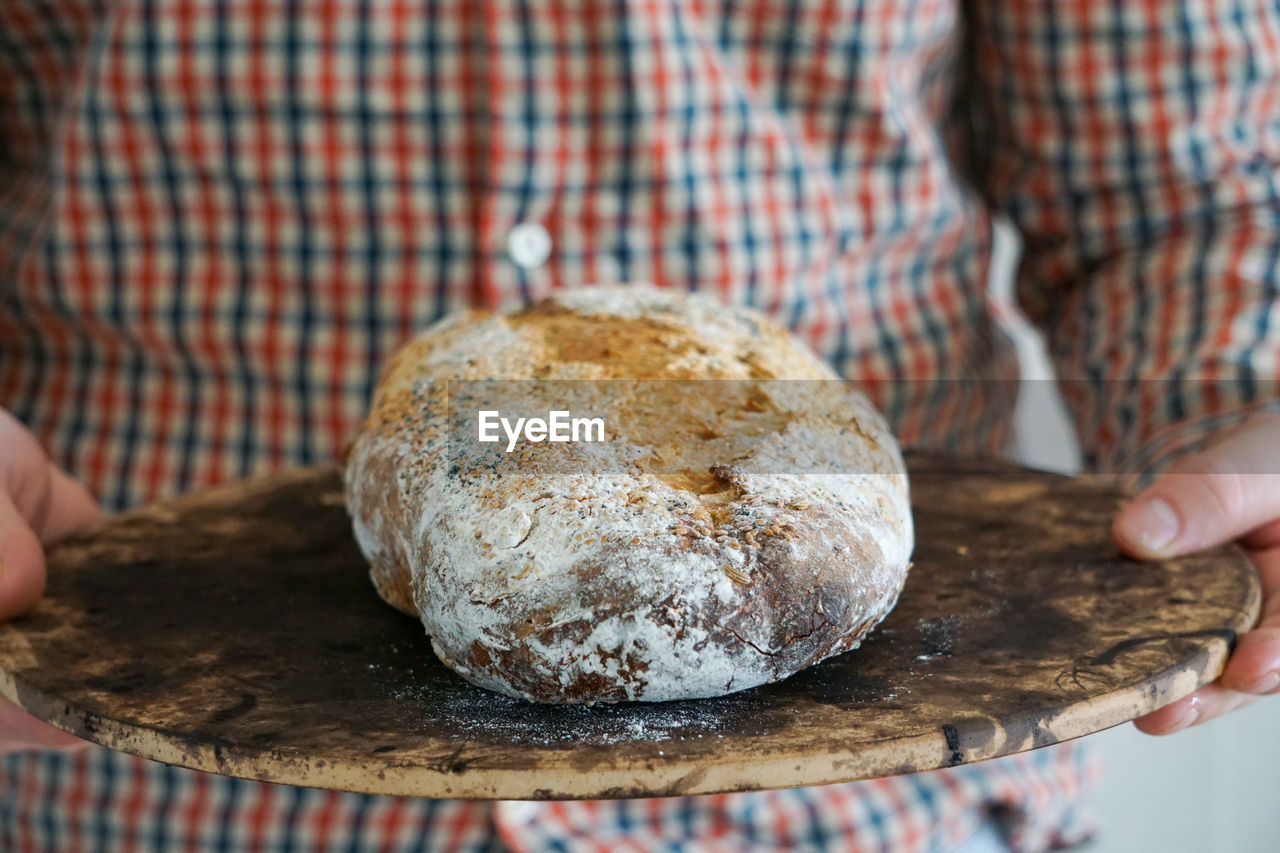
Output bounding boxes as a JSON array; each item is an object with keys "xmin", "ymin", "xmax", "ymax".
[{"xmin": 344, "ymin": 285, "xmax": 913, "ymax": 703}]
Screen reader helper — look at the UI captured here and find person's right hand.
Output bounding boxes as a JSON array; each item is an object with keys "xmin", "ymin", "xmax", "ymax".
[{"xmin": 0, "ymin": 408, "xmax": 101, "ymax": 751}]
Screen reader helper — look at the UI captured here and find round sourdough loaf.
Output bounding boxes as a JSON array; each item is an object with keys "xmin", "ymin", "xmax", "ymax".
[{"xmin": 344, "ymin": 285, "xmax": 912, "ymax": 703}]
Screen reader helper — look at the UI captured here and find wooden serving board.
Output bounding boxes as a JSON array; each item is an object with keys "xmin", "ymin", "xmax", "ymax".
[{"xmin": 0, "ymin": 453, "xmax": 1260, "ymax": 800}]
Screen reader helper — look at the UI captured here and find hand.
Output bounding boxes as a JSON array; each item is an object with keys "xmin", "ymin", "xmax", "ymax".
[
  {"xmin": 0, "ymin": 409, "xmax": 101, "ymax": 751},
  {"xmin": 1113, "ymin": 413, "xmax": 1280, "ymax": 734}
]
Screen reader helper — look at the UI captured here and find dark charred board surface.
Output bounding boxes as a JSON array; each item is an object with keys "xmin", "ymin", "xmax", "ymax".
[{"xmin": 0, "ymin": 454, "xmax": 1260, "ymax": 799}]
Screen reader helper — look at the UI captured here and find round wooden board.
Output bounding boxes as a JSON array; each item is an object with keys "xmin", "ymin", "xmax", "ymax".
[{"xmin": 0, "ymin": 453, "xmax": 1260, "ymax": 800}]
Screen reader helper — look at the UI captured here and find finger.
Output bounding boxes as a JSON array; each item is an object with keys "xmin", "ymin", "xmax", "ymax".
[
  {"xmin": 0, "ymin": 410, "xmax": 101, "ymax": 544},
  {"xmin": 0, "ymin": 697, "xmax": 89, "ymax": 752},
  {"xmin": 1219, "ymin": 548, "xmax": 1280, "ymax": 693},
  {"xmin": 37, "ymin": 464, "xmax": 101, "ymax": 543},
  {"xmin": 1133, "ymin": 682, "xmax": 1258, "ymax": 735},
  {"xmin": 1242, "ymin": 517, "xmax": 1280, "ymax": 553},
  {"xmin": 1114, "ymin": 417, "xmax": 1280, "ymax": 559},
  {"xmin": 0, "ymin": 490, "xmax": 45, "ymax": 622}
]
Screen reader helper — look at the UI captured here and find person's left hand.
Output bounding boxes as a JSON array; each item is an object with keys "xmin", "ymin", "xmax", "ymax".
[{"xmin": 1113, "ymin": 413, "xmax": 1280, "ymax": 734}]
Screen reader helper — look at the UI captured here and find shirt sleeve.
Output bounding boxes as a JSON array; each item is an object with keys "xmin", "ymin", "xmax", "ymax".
[{"xmin": 959, "ymin": 0, "xmax": 1280, "ymax": 481}]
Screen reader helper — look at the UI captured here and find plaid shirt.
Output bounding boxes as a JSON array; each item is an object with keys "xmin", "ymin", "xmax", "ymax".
[{"xmin": 2, "ymin": 0, "xmax": 1277, "ymax": 850}]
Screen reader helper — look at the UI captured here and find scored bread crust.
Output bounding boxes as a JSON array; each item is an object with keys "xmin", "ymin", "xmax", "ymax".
[{"xmin": 344, "ymin": 285, "xmax": 913, "ymax": 704}]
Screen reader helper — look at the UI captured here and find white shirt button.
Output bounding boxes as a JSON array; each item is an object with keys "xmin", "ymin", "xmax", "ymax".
[{"xmin": 506, "ymin": 222, "xmax": 552, "ymax": 270}]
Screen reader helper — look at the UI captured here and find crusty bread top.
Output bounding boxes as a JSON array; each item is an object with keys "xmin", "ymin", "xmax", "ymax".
[{"xmin": 375, "ymin": 285, "xmax": 834, "ymax": 388}]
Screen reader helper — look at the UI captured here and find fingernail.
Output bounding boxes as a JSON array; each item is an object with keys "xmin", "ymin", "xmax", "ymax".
[
  {"xmin": 1127, "ymin": 497, "xmax": 1181, "ymax": 554},
  {"xmin": 1245, "ymin": 672, "xmax": 1280, "ymax": 694},
  {"xmin": 1169, "ymin": 704, "xmax": 1200, "ymax": 732}
]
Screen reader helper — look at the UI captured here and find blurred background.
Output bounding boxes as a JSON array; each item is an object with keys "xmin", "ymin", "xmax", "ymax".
[{"xmin": 997, "ymin": 224, "xmax": 1280, "ymax": 853}]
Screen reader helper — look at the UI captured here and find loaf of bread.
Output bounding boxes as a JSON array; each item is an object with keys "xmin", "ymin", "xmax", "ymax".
[{"xmin": 344, "ymin": 285, "xmax": 912, "ymax": 703}]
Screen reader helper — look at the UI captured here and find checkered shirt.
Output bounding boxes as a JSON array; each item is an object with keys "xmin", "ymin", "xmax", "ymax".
[{"xmin": 2, "ymin": 0, "xmax": 1277, "ymax": 851}]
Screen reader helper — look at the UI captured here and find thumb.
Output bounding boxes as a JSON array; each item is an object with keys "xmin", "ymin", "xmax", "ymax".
[{"xmin": 1114, "ymin": 415, "xmax": 1280, "ymax": 559}]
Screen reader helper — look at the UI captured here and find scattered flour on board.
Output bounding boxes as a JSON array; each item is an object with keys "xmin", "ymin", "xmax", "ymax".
[{"xmin": 385, "ymin": 678, "xmax": 780, "ymax": 747}]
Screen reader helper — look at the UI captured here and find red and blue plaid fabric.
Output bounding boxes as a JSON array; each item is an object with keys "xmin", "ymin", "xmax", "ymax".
[
  {"xmin": 1, "ymin": 746, "xmax": 1099, "ymax": 852},
  {"xmin": 1, "ymin": 0, "xmax": 1277, "ymax": 850}
]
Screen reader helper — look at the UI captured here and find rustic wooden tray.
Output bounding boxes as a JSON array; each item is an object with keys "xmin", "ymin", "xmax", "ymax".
[{"xmin": 0, "ymin": 453, "xmax": 1259, "ymax": 799}]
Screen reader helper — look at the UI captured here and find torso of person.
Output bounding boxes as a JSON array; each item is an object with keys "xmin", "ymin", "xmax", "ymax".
[{"xmin": 0, "ymin": 4, "xmax": 1104, "ymax": 852}]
